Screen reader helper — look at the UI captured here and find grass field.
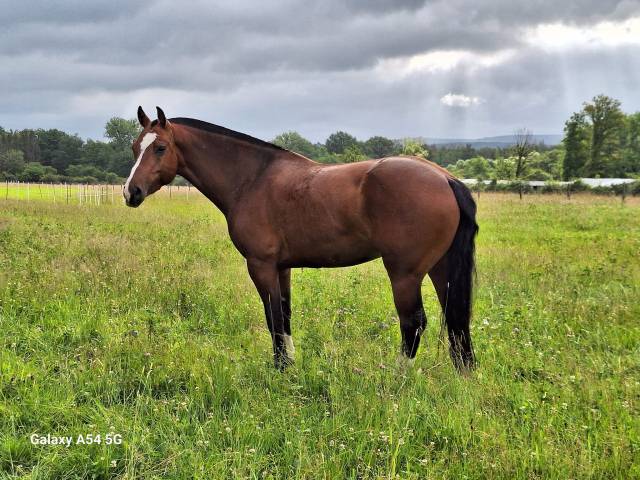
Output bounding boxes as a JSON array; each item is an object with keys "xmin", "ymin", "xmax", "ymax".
[{"xmin": 1, "ymin": 191, "xmax": 639, "ymax": 479}]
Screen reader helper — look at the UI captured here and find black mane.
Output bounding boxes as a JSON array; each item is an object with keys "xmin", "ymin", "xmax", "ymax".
[{"xmin": 166, "ymin": 117, "xmax": 285, "ymax": 152}]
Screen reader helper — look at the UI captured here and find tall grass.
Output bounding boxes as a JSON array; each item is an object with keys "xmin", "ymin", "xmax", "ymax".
[{"xmin": 0, "ymin": 193, "xmax": 638, "ymax": 478}]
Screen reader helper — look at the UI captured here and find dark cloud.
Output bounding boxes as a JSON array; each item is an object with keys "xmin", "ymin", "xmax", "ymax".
[{"xmin": 0, "ymin": 0, "xmax": 638, "ymax": 140}]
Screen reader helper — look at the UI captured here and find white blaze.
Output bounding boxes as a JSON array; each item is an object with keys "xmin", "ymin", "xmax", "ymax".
[{"xmin": 123, "ymin": 132, "xmax": 157, "ymax": 201}]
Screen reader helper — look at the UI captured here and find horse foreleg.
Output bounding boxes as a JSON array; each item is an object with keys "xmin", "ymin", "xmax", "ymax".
[
  {"xmin": 247, "ymin": 259, "xmax": 291, "ymax": 370},
  {"xmin": 278, "ymin": 268, "xmax": 295, "ymax": 362}
]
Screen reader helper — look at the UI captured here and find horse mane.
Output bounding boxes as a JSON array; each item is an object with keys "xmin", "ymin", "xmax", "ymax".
[{"xmin": 165, "ymin": 117, "xmax": 286, "ymax": 152}]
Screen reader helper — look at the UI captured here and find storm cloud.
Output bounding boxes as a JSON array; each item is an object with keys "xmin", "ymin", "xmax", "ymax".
[{"xmin": 1, "ymin": 0, "xmax": 639, "ymax": 141}]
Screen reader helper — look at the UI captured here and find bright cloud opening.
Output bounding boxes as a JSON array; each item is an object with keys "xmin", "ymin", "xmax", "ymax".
[
  {"xmin": 440, "ymin": 93, "xmax": 483, "ymax": 107},
  {"xmin": 375, "ymin": 49, "xmax": 515, "ymax": 80},
  {"xmin": 527, "ymin": 16, "xmax": 640, "ymax": 50}
]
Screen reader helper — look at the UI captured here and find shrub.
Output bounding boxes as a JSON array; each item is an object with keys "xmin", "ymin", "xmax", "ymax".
[{"xmin": 541, "ymin": 182, "xmax": 563, "ymax": 193}]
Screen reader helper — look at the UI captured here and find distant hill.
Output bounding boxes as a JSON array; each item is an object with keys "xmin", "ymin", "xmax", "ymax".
[{"xmin": 407, "ymin": 134, "xmax": 563, "ymax": 148}]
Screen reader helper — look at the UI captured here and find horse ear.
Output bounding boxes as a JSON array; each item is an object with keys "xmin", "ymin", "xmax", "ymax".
[
  {"xmin": 137, "ymin": 106, "xmax": 150, "ymax": 128},
  {"xmin": 156, "ymin": 106, "xmax": 168, "ymax": 128}
]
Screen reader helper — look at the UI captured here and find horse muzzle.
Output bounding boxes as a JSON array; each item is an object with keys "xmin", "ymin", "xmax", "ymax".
[{"xmin": 124, "ymin": 185, "xmax": 145, "ymax": 208}]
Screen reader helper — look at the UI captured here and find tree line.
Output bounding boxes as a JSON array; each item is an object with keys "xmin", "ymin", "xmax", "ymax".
[
  {"xmin": 448, "ymin": 95, "xmax": 640, "ymax": 181},
  {"xmin": 0, "ymin": 118, "xmax": 140, "ymax": 184},
  {"xmin": 1, "ymin": 94, "xmax": 638, "ymax": 184}
]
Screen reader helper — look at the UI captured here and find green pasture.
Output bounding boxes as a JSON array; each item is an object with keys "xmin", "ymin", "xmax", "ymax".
[{"xmin": 0, "ymin": 191, "xmax": 638, "ymax": 478}]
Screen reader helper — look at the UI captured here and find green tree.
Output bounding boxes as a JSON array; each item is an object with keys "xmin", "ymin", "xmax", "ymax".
[
  {"xmin": 562, "ymin": 112, "xmax": 590, "ymax": 180},
  {"xmin": 65, "ymin": 164, "xmax": 109, "ymax": 180},
  {"xmin": 81, "ymin": 139, "xmax": 114, "ymax": 167},
  {"xmin": 363, "ymin": 136, "xmax": 396, "ymax": 158},
  {"xmin": 583, "ymin": 94, "xmax": 625, "ymax": 176},
  {"xmin": 531, "ymin": 148, "xmax": 564, "ymax": 180},
  {"xmin": 464, "ymin": 156, "xmax": 491, "ymax": 180},
  {"xmin": 0, "ymin": 129, "xmax": 40, "ymax": 163},
  {"xmin": 0, "ymin": 149, "xmax": 26, "ymax": 176},
  {"xmin": 401, "ymin": 140, "xmax": 428, "ymax": 159},
  {"xmin": 339, "ymin": 145, "xmax": 367, "ymax": 163},
  {"xmin": 272, "ymin": 131, "xmax": 317, "ymax": 158},
  {"xmin": 20, "ymin": 162, "xmax": 56, "ymax": 182},
  {"xmin": 37, "ymin": 129, "xmax": 83, "ymax": 173},
  {"xmin": 622, "ymin": 112, "xmax": 640, "ymax": 176},
  {"xmin": 493, "ymin": 157, "xmax": 516, "ymax": 180},
  {"xmin": 105, "ymin": 117, "xmax": 140, "ymax": 149},
  {"xmin": 325, "ymin": 131, "xmax": 359, "ymax": 154},
  {"xmin": 103, "ymin": 118, "xmax": 141, "ymax": 176}
]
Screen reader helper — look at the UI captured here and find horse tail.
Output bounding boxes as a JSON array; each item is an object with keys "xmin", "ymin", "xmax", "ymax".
[{"xmin": 443, "ymin": 178, "xmax": 479, "ymax": 370}]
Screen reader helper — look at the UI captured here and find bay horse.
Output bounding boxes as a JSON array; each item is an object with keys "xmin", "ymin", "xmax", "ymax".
[{"xmin": 124, "ymin": 107, "xmax": 478, "ymax": 371}]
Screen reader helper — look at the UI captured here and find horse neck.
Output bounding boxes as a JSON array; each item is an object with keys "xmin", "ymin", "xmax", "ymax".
[{"xmin": 173, "ymin": 125, "xmax": 277, "ymax": 215}]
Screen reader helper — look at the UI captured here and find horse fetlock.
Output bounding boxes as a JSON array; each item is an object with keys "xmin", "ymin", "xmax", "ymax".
[{"xmin": 283, "ymin": 334, "xmax": 295, "ymax": 361}]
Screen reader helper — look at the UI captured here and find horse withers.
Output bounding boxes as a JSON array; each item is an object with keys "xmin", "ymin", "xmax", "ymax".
[{"xmin": 124, "ymin": 106, "xmax": 478, "ymax": 371}]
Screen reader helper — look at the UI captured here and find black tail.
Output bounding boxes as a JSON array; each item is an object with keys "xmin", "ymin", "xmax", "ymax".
[{"xmin": 444, "ymin": 178, "xmax": 479, "ymax": 370}]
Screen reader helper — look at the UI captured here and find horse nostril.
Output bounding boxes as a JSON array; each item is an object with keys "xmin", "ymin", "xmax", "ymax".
[{"xmin": 125, "ymin": 185, "xmax": 144, "ymax": 207}]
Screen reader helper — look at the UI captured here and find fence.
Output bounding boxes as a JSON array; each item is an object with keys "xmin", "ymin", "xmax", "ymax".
[
  {"xmin": 1, "ymin": 182, "xmax": 199, "ymax": 206},
  {"xmin": 2, "ymin": 179, "xmax": 638, "ymax": 207}
]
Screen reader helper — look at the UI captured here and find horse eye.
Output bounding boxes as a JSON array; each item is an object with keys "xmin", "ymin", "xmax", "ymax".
[{"xmin": 156, "ymin": 145, "xmax": 167, "ymax": 154}]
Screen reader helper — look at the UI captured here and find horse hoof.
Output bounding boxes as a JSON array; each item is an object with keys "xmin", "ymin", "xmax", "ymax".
[
  {"xmin": 274, "ymin": 356, "xmax": 294, "ymax": 371},
  {"xmin": 396, "ymin": 354, "xmax": 416, "ymax": 368}
]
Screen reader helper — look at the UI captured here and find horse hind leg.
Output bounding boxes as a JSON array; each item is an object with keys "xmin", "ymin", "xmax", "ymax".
[{"xmin": 385, "ymin": 265, "xmax": 427, "ymax": 359}]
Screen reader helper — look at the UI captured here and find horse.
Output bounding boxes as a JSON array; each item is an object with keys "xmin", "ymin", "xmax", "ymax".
[{"xmin": 124, "ymin": 106, "xmax": 478, "ymax": 371}]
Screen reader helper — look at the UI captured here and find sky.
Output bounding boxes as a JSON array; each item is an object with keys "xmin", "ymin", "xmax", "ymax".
[{"xmin": 1, "ymin": 0, "xmax": 640, "ymax": 142}]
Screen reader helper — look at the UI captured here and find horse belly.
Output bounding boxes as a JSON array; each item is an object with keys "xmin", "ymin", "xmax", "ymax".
[
  {"xmin": 275, "ymin": 161, "xmax": 381, "ymax": 268},
  {"xmin": 280, "ymin": 223, "xmax": 379, "ymax": 268}
]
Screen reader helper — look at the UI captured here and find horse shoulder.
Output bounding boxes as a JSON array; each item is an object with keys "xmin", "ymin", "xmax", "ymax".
[{"xmin": 226, "ymin": 191, "xmax": 281, "ymax": 261}]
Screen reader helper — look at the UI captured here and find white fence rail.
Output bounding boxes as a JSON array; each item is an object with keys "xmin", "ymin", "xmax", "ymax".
[{"xmin": 1, "ymin": 182, "xmax": 197, "ymax": 205}]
